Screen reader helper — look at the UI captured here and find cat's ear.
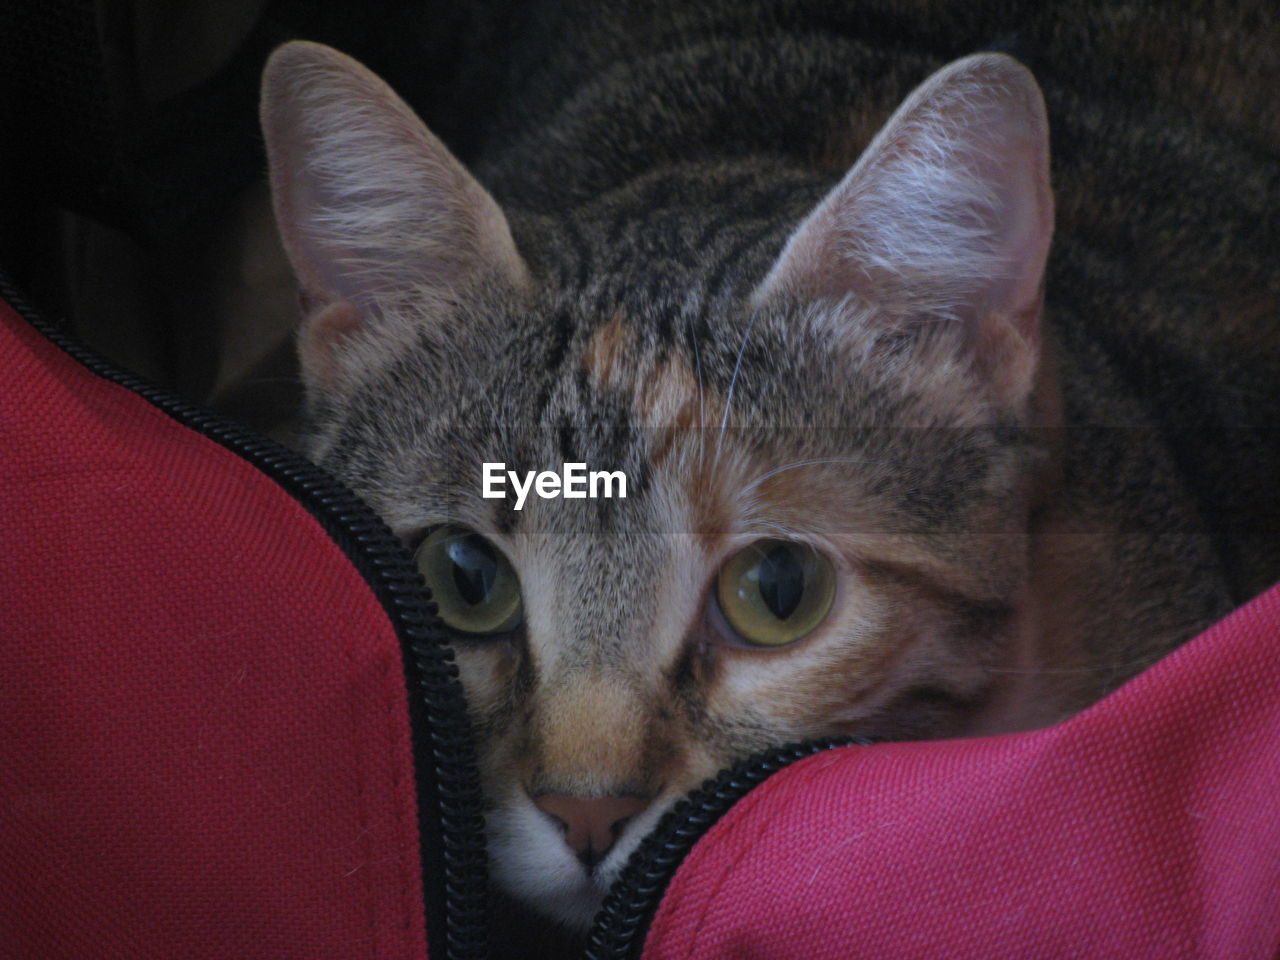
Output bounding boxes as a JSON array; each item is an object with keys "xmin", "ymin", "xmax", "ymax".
[
  {"xmin": 260, "ymin": 41, "xmax": 528, "ymax": 388},
  {"xmin": 755, "ymin": 53, "xmax": 1052, "ymax": 407}
]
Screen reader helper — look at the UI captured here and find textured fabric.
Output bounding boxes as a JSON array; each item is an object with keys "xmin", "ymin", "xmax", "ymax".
[
  {"xmin": 0, "ymin": 300, "xmax": 429, "ymax": 960},
  {"xmin": 644, "ymin": 585, "xmax": 1280, "ymax": 959}
]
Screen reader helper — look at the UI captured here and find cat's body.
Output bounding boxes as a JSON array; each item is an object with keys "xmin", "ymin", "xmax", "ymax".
[{"xmin": 259, "ymin": 0, "xmax": 1279, "ymax": 944}]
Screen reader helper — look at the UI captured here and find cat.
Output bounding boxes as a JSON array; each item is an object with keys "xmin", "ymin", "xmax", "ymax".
[{"xmin": 257, "ymin": 0, "xmax": 1279, "ymax": 940}]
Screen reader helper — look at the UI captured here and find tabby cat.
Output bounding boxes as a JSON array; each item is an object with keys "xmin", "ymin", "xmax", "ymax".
[{"xmin": 258, "ymin": 0, "xmax": 1279, "ymax": 939}]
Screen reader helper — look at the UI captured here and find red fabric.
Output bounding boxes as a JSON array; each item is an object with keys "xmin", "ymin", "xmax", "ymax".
[
  {"xmin": 0, "ymin": 301, "xmax": 429, "ymax": 960},
  {"xmin": 644, "ymin": 585, "xmax": 1280, "ymax": 960}
]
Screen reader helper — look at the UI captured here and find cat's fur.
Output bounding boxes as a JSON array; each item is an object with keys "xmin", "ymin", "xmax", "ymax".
[{"xmin": 259, "ymin": 0, "xmax": 1279, "ymax": 941}]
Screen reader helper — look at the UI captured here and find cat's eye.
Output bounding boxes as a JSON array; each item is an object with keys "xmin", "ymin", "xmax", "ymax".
[
  {"xmin": 715, "ymin": 540, "xmax": 836, "ymax": 647},
  {"xmin": 414, "ymin": 527, "xmax": 523, "ymax": 635}
]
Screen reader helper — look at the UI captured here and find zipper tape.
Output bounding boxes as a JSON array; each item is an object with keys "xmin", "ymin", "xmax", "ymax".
[{"xmin": 585, "ymin": 737, "xmax": 868, "ymax": 960}]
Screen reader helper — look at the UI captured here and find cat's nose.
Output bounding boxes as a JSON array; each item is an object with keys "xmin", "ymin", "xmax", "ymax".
[{"xmin": 533, "ymin": 794, "xmax": 650, "ymax": 869}]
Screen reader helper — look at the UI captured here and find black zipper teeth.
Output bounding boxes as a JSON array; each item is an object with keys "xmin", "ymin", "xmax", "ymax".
[
  {"xmin": 0, "ymin": 272, "xmax": 488, "ymax": 960},
  {"xmin": 585, "ymin": 736, "xmax": 867, "ymax": 960}
]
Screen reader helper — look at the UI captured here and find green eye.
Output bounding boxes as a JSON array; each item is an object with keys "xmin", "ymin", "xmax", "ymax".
[
  {"xmin": 716, "ymin": 540, "xmax": 835, "ymax": 647},
  {"xmin": 415, "ymin": 527, "xmax": 523, "ymax": 635}
]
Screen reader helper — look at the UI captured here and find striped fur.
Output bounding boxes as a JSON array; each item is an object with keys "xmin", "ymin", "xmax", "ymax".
[{"xmin": 260, "ymin": 3, "xmax": 1278, "ymax": 939}]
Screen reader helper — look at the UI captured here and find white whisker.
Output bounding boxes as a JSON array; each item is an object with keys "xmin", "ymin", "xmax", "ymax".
[
  {"xmin": 741, "ymin": 456, "xmax": 877, "ymax": 497},
  {"xmin": 714, "ymin": 311, "xmax": 762, "ymax": 470},
  {"xmin": 687, "ymin": 311, "xmax": 707, "ymax": 465}
]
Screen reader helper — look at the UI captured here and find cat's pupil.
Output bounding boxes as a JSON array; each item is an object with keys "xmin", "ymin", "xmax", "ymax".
[
  {"xmin": 759, "ymin": 545, "xmax": 804, "ymax": 620},
  {"xmin": 447, "ymin": 536, "xmax": 497, "ymax": 606}
]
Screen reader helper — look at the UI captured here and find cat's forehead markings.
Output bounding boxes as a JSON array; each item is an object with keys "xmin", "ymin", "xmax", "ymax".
[
  {"xmin": 638, "ymin": 355, "xmax": 703, "ymax": 432},
  {"xmin": 582, "ymin": 313, "xmax": 706, "ymax": 424},
  {"xmin": 583, "ymin": 313, "xmax": 631, "ymax": 391}
]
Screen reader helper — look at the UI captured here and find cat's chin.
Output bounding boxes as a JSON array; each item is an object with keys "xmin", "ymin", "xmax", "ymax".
[
  {"xmin": 492, "ymin": 860, "xmax": 610, "ymax": 933},
  {"xmin": 487, "ymin": 793, "xmax": 664, "ymax": 931}
]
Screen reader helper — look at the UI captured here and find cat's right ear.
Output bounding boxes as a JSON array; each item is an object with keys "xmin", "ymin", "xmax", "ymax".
[
  {"xmin": 260, "ymin": 41, "xmax": 528, "ymax": 390},
  {"xmin": 754, "ymin": 53, "xmax": 1053, "ymax": 411}
]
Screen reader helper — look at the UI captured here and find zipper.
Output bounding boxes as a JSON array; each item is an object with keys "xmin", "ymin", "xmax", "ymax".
[
  {"xmin": 0, "ymin": 270, "xmax": 490, "ymax": 960},
  {"xmin": 585, "ymin": 736, "xmax": 866, "ymax": 960}
]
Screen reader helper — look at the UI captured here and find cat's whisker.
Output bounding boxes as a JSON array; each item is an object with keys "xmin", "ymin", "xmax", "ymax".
[
  {"xmin": 714, "ymin": 311, "xmax": 761, "ymax": 471},
  {"xmin": 686, "ymin": 311, "xmax": 708, "ymax": 465},
  {"xmin": 741, "ymin": 456, "xmax": 878, "ymax": 497},
  {"xmin": 743, "ymin": 517, "xmax": 811, "ymax": 543},
  {"xmin": 468, "ymin": 355, "xmax": 507, "ymax": 442}
]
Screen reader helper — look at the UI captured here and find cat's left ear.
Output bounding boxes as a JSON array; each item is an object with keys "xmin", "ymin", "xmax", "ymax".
[
  {"xmin": 260, "ymin": 41, "xmax": 529, "ymax": 392},
  {"xmin": 755, "ymin": 53, "xmax": 1053, "ymax": 408}
]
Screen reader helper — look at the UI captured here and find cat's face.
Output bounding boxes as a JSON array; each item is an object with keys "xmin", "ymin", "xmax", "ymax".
[
  {"xmin": 298, "ymin": 278, "xmax": 1040, "ymax": 925},
  {"xmin": 261, "ymin": 43, "xmax": 1053, "ymax": 928}
]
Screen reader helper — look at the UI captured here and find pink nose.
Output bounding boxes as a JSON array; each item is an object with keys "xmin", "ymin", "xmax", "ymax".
[{"xmin": 533, "ymin": 794, "xmax": 651, "ymax": 869}]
